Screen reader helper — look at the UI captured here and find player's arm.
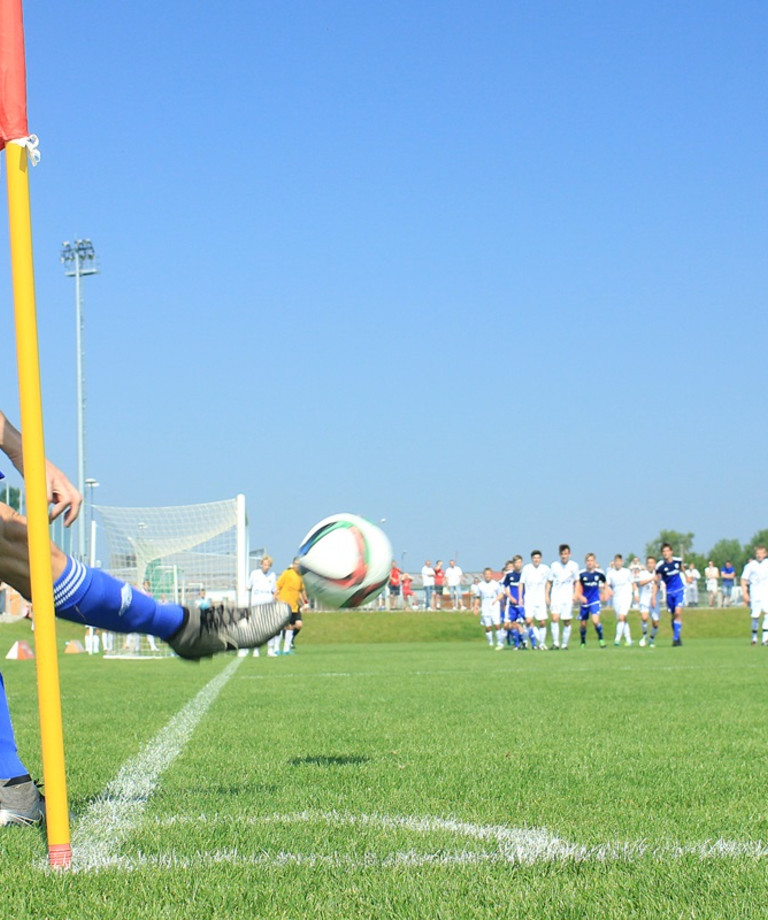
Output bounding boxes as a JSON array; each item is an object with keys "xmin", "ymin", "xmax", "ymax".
[
  {"xmin": 545, "ymin": 578, "xmax": 551, "ymax": 607},
  {"xmin": 472, "ymin": 594, "xmax": 480, "ymax": 616},
  {"xmin": 740, "ymin": 571, "xmax": 750, "ymax": 606},
  {"xmin": 0, "ymin": 408, "xmax": 82, "ymax": 525},
  {"xmin": 651, "ymin": 572, "xmax": 660, "ymax": 606}
]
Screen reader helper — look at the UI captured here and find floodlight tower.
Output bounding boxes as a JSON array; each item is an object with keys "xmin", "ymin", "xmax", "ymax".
[{"xmin": 60, "ymin": 239, "xmax": 98, "ymax": 561}]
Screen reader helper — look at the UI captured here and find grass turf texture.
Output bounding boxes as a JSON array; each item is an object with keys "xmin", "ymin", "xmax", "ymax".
[{"xmin": 0, "ymin": 609, "xmax": 766, "ymax": 919}]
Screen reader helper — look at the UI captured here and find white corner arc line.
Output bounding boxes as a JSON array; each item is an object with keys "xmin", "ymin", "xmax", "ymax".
[{"xmin": 68, "ymin": 657, "xmax": 243, "ymax": 872}]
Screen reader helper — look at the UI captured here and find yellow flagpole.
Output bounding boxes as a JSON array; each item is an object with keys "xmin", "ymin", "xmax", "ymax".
[{"xmin": 4, "ymin": 140, "xmax": 71, "ymax": 868}]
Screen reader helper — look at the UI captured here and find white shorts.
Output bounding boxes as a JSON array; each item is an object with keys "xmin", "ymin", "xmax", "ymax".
[
  {"xmin": 480, "ymin": 612, "xmax": 500, "ymax": 628},
  {"xmin": 749, "ymin": 598, "xmax": 768, "ymax": 616},
  {"xmin": 549, "ymin": 595, "xmax": 574, "ymax": 620},
  {"xmin": 638, "ymin": 603, "xmax": 660, "ymax": 619},
  {"xmin": 613, "ymin": 596, "xmax": 632, "ymax": 618},
  {"xmin": 706, "ymin": 579, "xmax": 718, "ymax": 592},
  {"xmin": 527, "ymin": 601, "xmax": 548, "ymax": 621}
]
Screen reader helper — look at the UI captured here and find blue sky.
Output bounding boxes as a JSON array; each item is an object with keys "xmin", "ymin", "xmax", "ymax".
[{"xmin": 0, "ymin": 1, "xmax": 765, "ymax": 572}]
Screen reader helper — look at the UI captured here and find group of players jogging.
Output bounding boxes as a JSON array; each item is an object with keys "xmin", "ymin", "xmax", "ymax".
[{"xmin": 472, "ymin": 542, "xmax": 752, "ymax": 651}]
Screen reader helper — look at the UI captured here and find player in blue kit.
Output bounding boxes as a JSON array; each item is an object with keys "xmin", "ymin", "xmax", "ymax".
[
  {"xmin": 575, "ymin": 553, "xmax": 607, "ymax": 648},
  {"xmin": 502, "ymin": 555, "xmax": 535, "ymax": 649},
  {"xmin": 653, "ymin": 542, "xmax": 686, "ymax": 646}
]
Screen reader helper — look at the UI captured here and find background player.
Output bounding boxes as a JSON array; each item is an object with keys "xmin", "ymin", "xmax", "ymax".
[
  {"xmin": 740, "ymin": 545, "xmax": 768, "ymax": 646},
  {"xmin": 521, "ymin": 550, "xmax": 551, "ymax": 650},
  {"xmin": 473, "ymin": 568, "xmax": 505, "ymax": 649},
  {"xmin": 606, "ymin": 553, "xmax": 634, "ymax": 646},
  {"xmin": 575, "ymin": 553, "xmax": 607, "ymax": 648},
  {"xmin": 546, "ymin": 543, "xmax": 579, "ymax": 650},
  {"xmin": 653, "ymin": 543, "xmax": 686, "ymax": 646},
  {"xmin": 635, "ymin": 556, "xmax": 660, "ymax": 647}
]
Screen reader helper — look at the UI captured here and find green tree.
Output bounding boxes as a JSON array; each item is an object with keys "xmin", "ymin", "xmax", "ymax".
[
  {"xmin": 2, "ymin": 484, "xmax": 20, "ymax": 512},
  {"xmin": 742, "ymin": 530, "xmax": 768, "ymax": 566},
  {"xmin": 644, "ymin": 530, "xmax": 695, "ymax": 560},
  {"xmin": 706, "ymin": 538, "xmax": 746, "ymax": 573}
]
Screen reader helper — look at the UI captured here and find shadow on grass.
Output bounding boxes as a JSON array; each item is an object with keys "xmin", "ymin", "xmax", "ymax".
[{"xmin": 290, "ymin": 754, "xmax": 370, "ymax": 767}]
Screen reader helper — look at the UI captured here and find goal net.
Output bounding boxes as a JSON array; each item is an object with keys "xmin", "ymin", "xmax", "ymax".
[{"xmin": 93, "ymin": 495, "xmax": 249, "ymax": 658}]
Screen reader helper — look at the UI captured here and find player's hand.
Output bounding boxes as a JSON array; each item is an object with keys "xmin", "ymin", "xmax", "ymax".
[{"xmin": 46, "ymin": 460, "xmax": 82, "ymax": 526}]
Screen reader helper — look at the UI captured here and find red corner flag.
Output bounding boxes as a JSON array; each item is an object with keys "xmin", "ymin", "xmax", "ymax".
[{"xmin": 0, "ymin": 0, "xmax": 29, "ymax": 147}]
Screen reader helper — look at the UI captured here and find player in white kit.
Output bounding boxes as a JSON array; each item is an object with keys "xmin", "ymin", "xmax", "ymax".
[
  {"xmin": 521, "ymin": 550, "xmax": 551, "ymax": 650},
  {"xmin": 546, "ymin": 543, "xmax": 579, "ymax": 650},
  {"xmin": 606, "ymin": 553, "xmax": 634, "ymax": 646},
  {"xmin": 634, "ymin": 556, "xmax": 659, "ymax": 647},
  {"xmin": 473, "ymin": 568, "xmax": 506, "ymax": 649},
  {"xmin": 740, "ymin": 545, "xmax": 768, "ymax": 645}
]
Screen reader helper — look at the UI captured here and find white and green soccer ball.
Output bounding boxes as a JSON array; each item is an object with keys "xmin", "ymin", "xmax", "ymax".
[{"xmin": 297, "ymin": 513, "xmax": 393, "ymax": 609}]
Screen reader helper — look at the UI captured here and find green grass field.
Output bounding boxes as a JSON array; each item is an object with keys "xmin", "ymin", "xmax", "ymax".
[{"xmin": 1, "ymin": 609, "xmax": 767, "ymax": 919}]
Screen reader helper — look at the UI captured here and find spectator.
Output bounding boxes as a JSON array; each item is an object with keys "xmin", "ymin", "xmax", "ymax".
[
  {"xmin": 402, "ymin": 572, "xmax": 414, "ymax": 609},
  {"xmin": 421, "ymin": 561, "xmax": 435, "ymax": 611},
  {"xmin": 704, "ymin": 560, "xmax": 719, "ymax": 607},
  {"xmin": 721, "ymin": 561, "xmax": 736, "ymax": 607},
  {"xmin": 388, "ymin": 561, "xmax": 402, "ymax": 610},
  {"xmin": 445, "ymin": 559, "xmax": 464, "ymax": 609},
  {"xmin": 433, "ymin": 561, "xmax": 445, "ymax": 609},
  {"xmin": 685, "ymin": 563, "xmax": 700, "ymax": 607}
]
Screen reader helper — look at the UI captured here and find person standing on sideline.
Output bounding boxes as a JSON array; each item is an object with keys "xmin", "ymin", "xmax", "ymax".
[
  {"xmin": 401, "ymin": 571, "xmax": 414, "ymax": 609},
  {"xmin": 546, "ymin": 544, "xmax": 579, "ymax": 650},
  {"xmin": 704, "ymin": 560, "xmax": 719, "ymax": 607},
  {"xmin": 388, "ymin": 560, "xmax": 402, "ymax": 610},
  {"xmin": 246, "ymin": 555, "xmax": 278, "ymax": 657},
  {"xmin": 433, "ymin": 561, "xmax": 446, "ymax": 609},
  {"xmin": 721, "ymin": 561, "xmax": 736, "ymax": 606},
  {"xmin": 445, "ymin": 559, "xmax": 464, "ymax": 609},
  {"xmin": 275, "ymin": 558, "xmax": 308, "ymax": 655},
  {"xmin": 606, "ymin": 554, "xmax": 634, "ymax": 646},
  {"xmin": 421, "ymin": 561, "xmax": 435, "ymax": 611},
  {"xmin": 653, "ymin": 543, "xmax": 686, "ymax": 646},
  {"xmin": 473, "ymin": 568, "xmax": 505, "ymax": 649},
  {"xmin": 575, "ymin": 553, "xmax": 607, "ymax": 648},
  {"xmin": 740, "ymin": 546, "xmax": 768, "ymax": 646},
  {"xmin": 521, "ymin": 550, "xmax": 551, "ymax": 650},
  {"xmin": 635, "ymin": 556, "xmax": 660, "ymax": 647}
]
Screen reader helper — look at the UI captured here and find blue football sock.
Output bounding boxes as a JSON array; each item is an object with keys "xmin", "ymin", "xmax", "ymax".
[
  {"xmin": 527, "ymin": 626, "xmax": 537, "ymax": 648},
  {"xmin": 580, "ymin": 626, "xmax": 587, "ymax": 643},
  {"xmin": 595, "ymin": 623, "xmax": 604, "ymax": 640},
  {"xmin": 53, "ymin": 557, "xmax": 185, "ymax": 640},
  {"xmin": 673, "ymin": 620, "xmax": 682, "ymax": 641},
  {"xmin": 0, "ymin": 672, "xmax": 28, "ymax": 779}
]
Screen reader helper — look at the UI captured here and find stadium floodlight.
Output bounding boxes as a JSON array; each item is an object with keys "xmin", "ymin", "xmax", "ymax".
[{"xmin": 60, "ymin": 239, "xmax": 99, "ymax": 561}]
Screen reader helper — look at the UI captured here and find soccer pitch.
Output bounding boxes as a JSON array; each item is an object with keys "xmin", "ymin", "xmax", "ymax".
[{"xmin": 1, "ymin": 613, "xmax": 767, "ymax": 919}]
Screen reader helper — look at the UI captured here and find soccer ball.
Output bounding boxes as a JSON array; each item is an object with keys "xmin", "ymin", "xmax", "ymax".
[{"xmin": 297, "ymin": 513, "xmax": 393, "ymax": 609}]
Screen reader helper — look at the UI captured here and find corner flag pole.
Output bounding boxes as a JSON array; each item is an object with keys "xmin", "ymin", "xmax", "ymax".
[{"xmin": 1, "ymin": 0, "xmax": 72, "ymax": 868}]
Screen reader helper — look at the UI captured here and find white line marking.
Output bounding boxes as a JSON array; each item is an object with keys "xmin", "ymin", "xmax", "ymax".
[
  {"xmin": 68, "ymin": 657, "xmax": 242, "ymax": 872},
  {"xmin": 69, "ymin": 809, "xmax": 768, "ymax": 873}
]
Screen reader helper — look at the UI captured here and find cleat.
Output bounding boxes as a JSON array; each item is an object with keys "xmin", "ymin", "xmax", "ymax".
[
  {"xmin": 0, "ymin": 775, "xmax": 45, "ymax": 827},
  {"xmin": 551, "ymin": 644, "xmax": 560, "ymax": 650},
  {"xmin": 639, "ymin": 636, "xmax": 647, "ymax": 647},
  {"xmin": 752, "ymin": 638, "xmax": 758, "ymax": 646},
  {"xmin": 539, "ymin": 643, "xmax": 548, "ymax": 651},
  {"xmin": 614, "ymin": 640, "xmax": 620, "ymax": 647},
  {"xmin": 599, "ymin": 639, "xmax": 606, "ymax": 648},
  {"xmin": 648, "ymin": 639, "xmax": 655, "ymax": 648},
  {"xmin": 168, "ymin": 601, "xmax": 291, "ymax": 660},
  {"xmin": 494, "ymin": 645, "xmax": 504, "ymax": 651},
  {"xmin": 672, "ymin": 638, "xmax": 682, "ymax": 647},
  {"xmin": 580, "ymin": 642, "xmax": 586, "ymax": 649},
  {"xmin": 626, "ymin": 640, "xmax": 633, "ymax": 647},
  {"xmin": 562, "ymin": 645, "xmax": 569, "ymax": 650},
  {"xmin": 267, "ymin": 650, "xmax": 278, "ymax": 658}
]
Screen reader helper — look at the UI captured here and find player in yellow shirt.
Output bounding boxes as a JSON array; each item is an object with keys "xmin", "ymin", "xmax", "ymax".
[{"xmin": 276, "ymin": 557, "xmax": 308, "ymax": 655}]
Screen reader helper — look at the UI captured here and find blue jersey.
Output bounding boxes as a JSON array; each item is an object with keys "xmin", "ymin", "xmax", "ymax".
[
  {"xmin": 578, "ymin": 568, "xmax": 606, "ymax": 607},
  {"xmin": 503, "ymin": 570, "xmax": 523, "ymax": 605},
  {"xmin": 655, "ymin": 557, "xmax": 684, "ymax": 593}
]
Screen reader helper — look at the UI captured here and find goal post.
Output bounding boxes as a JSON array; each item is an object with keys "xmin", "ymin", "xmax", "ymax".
[{"xmin": 93, "ymin": 494, "xmax": 249, "ymax": 607}]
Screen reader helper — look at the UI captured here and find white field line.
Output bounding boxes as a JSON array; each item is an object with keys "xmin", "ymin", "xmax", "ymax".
[
  {"xmin": 71, "ymin": 809, "xmax": 768, "ymax": 873},
  {"xmin": 67, "ymin": 657, "xmax": 242, "ymax": 873}
]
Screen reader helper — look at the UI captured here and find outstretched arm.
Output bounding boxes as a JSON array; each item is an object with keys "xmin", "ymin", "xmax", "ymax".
[{"xmin": 0, "ymin": 410, "xmax": 82, "ymax": 526}]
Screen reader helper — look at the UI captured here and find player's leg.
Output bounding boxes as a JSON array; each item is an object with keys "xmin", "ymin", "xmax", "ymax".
[
  {"xmin": 750, "ymin": 605, "xmax": 760, "ymax": 645},
  {"xmin": 0, "ymin": 669, "xmax": 45, "ymax": 826},
  {"xmin": 669, "ymin": 592, "xmax": 683, "ymax": 645},
  {"xmin": 591, "ymin": 609, "xmax": 605, "ymax": 646},
  {"xmin": 550, "ymin": 609, "xmax": 560, "ymax": 649},
  {"xmin": 579, "ymin": 609, "xmax": 588, "ymax": 647},
  {"xmin": 561, "ymin": 614, "xmax": 572, "ymax": 650}
]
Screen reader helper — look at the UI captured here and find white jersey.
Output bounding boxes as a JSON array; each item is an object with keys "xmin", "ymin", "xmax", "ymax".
[
  {"xmin": 521, "ymin": 563, "xmax": 551, "ymax": 605},
  {"xmin": 607, "ymin": 567, "xmax": 634, "ymax": 602},
  {"xmin": 635, "ymin": 569, "xmax": 656, "ymax": 607},
  {"xmin": 421, "ymin": 566, "xmax": 435, "ymax": 587},
  {"xmin": 475, "ymin": 580, "xmax": 501, "ymax": 617},
  {"xmin": 445, "ymin": 565, "xmax": 463, "ymax": 587},
  {"xmin": 741, "ymin": 558, "xmax": 768, "ymax": 604},
  {"xmin": 548, "ymin": 559, "xmax": 580, "ymax": 599},
  {"xmin": 248, "ymin": 569, "xmax": 276, "ymax": 605}
]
